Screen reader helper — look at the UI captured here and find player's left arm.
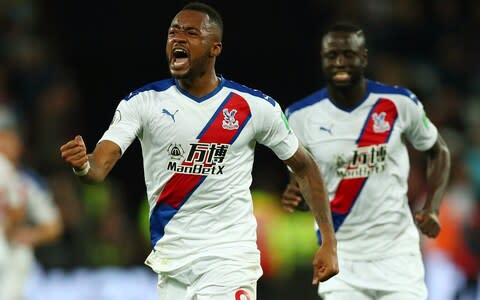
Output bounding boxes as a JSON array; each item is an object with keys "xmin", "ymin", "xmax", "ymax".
[
  {"xmin": 284, "ymin": 144, "xmax": 338, "ymax": 284},
  {"xmin": 3, "ymin": 204, "xmax": 26, "ymax": 240},
  {"xmin": 415, "ymin": 133, "xmax": 451, "ymax": 238},
  {"xmin": 1, "ymin": 172, "xmax": 26, "ymax": 240},
  {"xmin": 11, "ymin": 217, "xmax": 63, "ymax": 247}
]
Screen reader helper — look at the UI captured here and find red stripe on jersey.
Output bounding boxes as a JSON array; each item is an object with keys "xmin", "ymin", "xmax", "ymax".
[
  {"xmin": 157, "ymin": 93, "xmax": 251, "ymax": 208},
  {"xmin": 331, "ymin": 178, "xmax": 365, "ymax": 214},
  {"xmin": 199, "ymin": 93, "xmax": 251, "ymax": 143},
  {"xmin": 330, "ymin": 98, "xmax": 398, "ymax": 215},
  {"xmin": 357, "ymin": 98, "xmax": 399, "ymax": 147},
  {"xmin": 157, "ymin": 174, "xmax": 203, "ymax": 208}
]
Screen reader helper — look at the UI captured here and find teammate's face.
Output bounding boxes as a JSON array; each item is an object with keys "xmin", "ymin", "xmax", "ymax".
[
  {"xmin": 166, "ymin": 10, "xmax": 222, "ymax": 79},
  {"xmin": 321, "ymin": 31, "xmax": 367, "ymax": 88}
]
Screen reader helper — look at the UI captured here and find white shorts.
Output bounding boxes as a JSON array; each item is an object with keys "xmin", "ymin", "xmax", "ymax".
[
  {"xmin": 156, "ymin": 257, "xmax": 261, "ymax": 300},
  {"xmin": 319, "ymin": 252, "xmax": 427, "ymax": 300}
]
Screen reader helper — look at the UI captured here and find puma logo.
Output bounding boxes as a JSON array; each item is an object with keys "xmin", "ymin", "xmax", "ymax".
[
  {"xmin": 319, "ymin": 124, "xmax": 333, "ymax": 135},
  {"xmin": 162, "ymin": 108, "xmax": 179, "ymax": 122}
]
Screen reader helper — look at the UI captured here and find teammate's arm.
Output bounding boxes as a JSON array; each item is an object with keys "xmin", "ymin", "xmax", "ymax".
[
  {"xmin": 415, "ymin": 134, "xmax": 451, "ymax": 238},
  {"xmin": 283, "ymin": 144, "xmax": 338, "ymax": 284},
  {"xmin": 60, "ymin": 135, "xmax": 121, "ymax": 183},
  {"xmin": 11, "ymin": 217, "xmax": 63, "ymax": 247},
  {"xmin": 281, "ymin": 175, "xmax": 303, "ymax": 212},
  {"xmin": 3, "ymin": 204, "xmax": 25, "ymax": 240}
]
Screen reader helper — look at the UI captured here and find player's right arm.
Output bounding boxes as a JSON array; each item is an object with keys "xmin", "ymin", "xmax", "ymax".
[
  {"xmin": 60, "ymin": 135, "xmax": 121, "ymax": 183},
  {"xmin": 283, "ymin": 144, "xmax": 338, "ymax": 284}
]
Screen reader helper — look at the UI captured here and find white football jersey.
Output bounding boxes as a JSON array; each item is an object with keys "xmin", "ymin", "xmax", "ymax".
[
  {"xmin": 286, "ymin": 80, "xmax": 438, "ymax": 260},
  {"xmin": 99, "ymin": 77, "xmax": 298, "ymax": 271},
  {"xmin": 19, "ymin": 170, "xmax": 60, "ymax": 226},
  {"xmin": 0, "ymin": 153, "xmax": 21, "ymax": 277},
  {"xmin": 0, "ymin": 170, "xmax": 60, "ymax": 300},
  {"xmin": 0, "ymin": 153, "xmax": 21, "ymax": 225}
]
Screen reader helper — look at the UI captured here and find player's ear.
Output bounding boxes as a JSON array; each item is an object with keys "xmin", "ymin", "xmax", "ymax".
[{"xmin": 210, "ymin": 42, "xmax": 222, "ymax": 57}]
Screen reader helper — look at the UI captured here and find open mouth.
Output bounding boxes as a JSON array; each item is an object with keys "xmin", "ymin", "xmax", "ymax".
[{"xmin": 171, "ymin": 48, "xmax": 189, "ymax": 69}]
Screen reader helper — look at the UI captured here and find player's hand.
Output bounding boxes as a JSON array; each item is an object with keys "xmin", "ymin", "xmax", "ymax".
[
  {"xmin": 414, "ymin": 209, "xmax": 441, "ymax": 238},
  {"xmin": 281, "ymin": 182, "xmax": 303, "ymax": 212},
  {"xmin": 60, "ymin": 135, "xmax": 89, "ymax": 170},
  {"xmin": 312, "ymin": 243, "xmax": 339, "ymax": 285},
  {"xmin": 10, "ymin": 227, "xmax": 36, "ymax": 245}
]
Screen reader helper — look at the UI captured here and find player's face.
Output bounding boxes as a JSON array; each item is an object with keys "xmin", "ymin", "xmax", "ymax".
[
  {"xmin": 321, "ymin": 32, "xmax": 367, "ymax": 88},
  {"xmin": 166, "ymin": 10, "xmax": 221, "ymax": 80}
]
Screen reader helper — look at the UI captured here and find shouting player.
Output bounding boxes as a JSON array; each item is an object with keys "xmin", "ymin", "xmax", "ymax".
[{"xmin": 60, "ymin": 2, "xmax": 338, "ymax": 299}]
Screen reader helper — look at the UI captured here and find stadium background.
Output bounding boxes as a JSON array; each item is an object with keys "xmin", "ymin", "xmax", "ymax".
[{"xmin": 0, "ymin": 0, "xmax": 479, "ymax": 299}]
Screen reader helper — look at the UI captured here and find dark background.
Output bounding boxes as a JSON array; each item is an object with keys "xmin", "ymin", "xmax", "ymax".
[
  {"xmin": 1, "ymin": 0, "xmax": 479, "ymax": 299},
  {"xmin": 36, "ymin": 0, "xmax": 332, "ymax": 210}
]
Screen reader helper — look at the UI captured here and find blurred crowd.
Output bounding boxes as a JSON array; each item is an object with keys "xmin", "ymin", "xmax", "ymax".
[{"xmin": 0, "ymin": 0, "xmax": 479, "ymax": 299}]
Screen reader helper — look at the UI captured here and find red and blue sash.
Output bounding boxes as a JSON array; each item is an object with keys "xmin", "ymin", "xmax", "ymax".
[
  {"xmin": 150, "ymin": 93, "xmax": 251, "ymax": 246},
  {"xmin": 318, "ymin": 98, "xmax": 398, "ymax": 242}
]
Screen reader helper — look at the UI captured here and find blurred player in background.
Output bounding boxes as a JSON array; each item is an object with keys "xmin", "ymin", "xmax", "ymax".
[
  {"xmin": 282, "ymin": 22, "xmax": 451, "ymax": 300},
  {"xmin": 0, "ymin": 105, "xmax": 63, "ymax": 300},
  {"xmin": 59, "ymin": 2, "xmax": 338, "ymax": 299},
  {"xmin": 0, "ymin": 106, "xmax": 24, "ymax": 299}
]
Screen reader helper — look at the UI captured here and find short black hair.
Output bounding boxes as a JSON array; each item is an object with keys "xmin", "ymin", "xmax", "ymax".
[
  {"xmin": 182, "ymin": 2, "xmax": 223, "ymax": 40},
  {"xmin": 326, "ymin": 21, "xmax": 363, "ymax": 35},
  {"xmin": 321, "ymin": 21, "xmax": 366, "ymax": 47}
]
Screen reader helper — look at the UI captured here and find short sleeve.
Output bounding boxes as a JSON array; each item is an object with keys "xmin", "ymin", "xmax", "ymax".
[
  {"xmin": 402, "ymin": 96, "xmax": 438, "ymax": 151},
  {"xmin": 285, "ymin": 108, "xmax": 307, "ymax": 148},
  {"xmin": 254, "ymin": 100, "xmax": 299, "ymax": 160},
  {"xmin": 98, "ymin": 97, "xmax": 142, "ymax": 154}
]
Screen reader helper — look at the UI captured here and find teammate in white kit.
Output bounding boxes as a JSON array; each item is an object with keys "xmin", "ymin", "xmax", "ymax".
[
  {"xmin": 0, "ymin": 105, "xmax": 63, "ymax": 299},
  {"xmin": 282, "ymin": 23, "xmax": 451, "ymax": 300},
  {"xmin": 59, "ymin": 2, "xmax": 338, "ymax": 299},
  {"xmin": 0, "ymin": 154, "xmax": 23, "ymax": 300},
  {"xmin": 0, "ymin": 105, "xmax": 24, "ymax": 300}
]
